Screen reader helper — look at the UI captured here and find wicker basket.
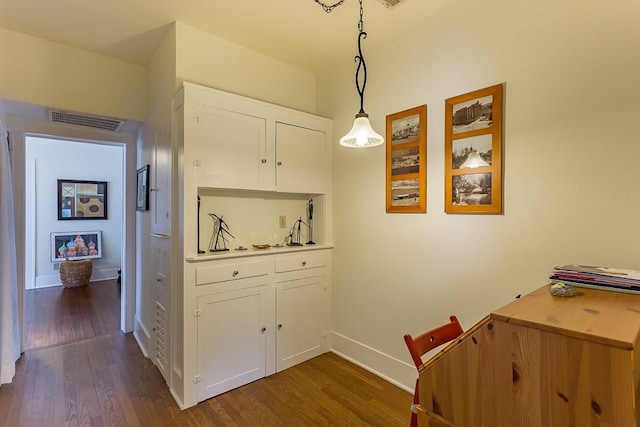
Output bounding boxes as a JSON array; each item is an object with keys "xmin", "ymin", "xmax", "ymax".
[{"xmin": 59, "ymin": 259, "xmax": 93, "ymax": 288}]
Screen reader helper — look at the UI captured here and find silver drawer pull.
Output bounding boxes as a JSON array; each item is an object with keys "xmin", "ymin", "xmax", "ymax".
[
  {"xmin": 261, "ymin": 159, "xmax": 267, "ymax": 164},
  {"xmin": 302, "ymin": 261, "xmax": 307, "ymax": 267},
  {"xmin": 232, "ymin": 270, "xmax": 239, "ymax": 277}
]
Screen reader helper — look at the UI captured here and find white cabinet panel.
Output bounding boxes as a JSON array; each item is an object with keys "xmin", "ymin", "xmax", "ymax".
[
  {"xmin": 152, "ymin": 126, "xmax": 172, "ymax": 235},
  {"xmin": 276, "ymin": 275, "xmax": 329, "ymax": 372},
  {"xmin": 197, "ymin": 284, "xmax": 268, "ymax": 402},
  {"xmin": 275, "ymin": 122, "xmax": 327, "ymax": 194},
  {"xmin": 193, "ymin": 106, "xmax": 267, "ymax": 190}
]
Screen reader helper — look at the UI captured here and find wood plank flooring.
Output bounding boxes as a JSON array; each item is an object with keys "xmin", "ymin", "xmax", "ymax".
[
  {"xmin": 1, "ymin": 281, "xmax": 412, "ymax": 426},
  {"xmin": 24, "ymin": 280, "xmax": 121, "ymax": 350}
]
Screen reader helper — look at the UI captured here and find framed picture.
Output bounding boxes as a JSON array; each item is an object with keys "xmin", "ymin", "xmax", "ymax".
[
  {"xmin": 136, "ymin": 165, "xmax": 150, "ymax": 211},
  {"xmin": 51, "ymin": 230, "xmax": 102, "ymax": 262},
  {"xmin": 445, "ymin": 84, "xmax": 503, "ymax": 214},
  {"xmin": 57, "ymin": 179, "xmax": 107, "ymax": 220},
  {"xmin": 386, "ymin": 105, "xmax": 427, "ymax": 213}
]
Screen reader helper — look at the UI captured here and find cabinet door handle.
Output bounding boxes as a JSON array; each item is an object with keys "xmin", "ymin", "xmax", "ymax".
[
  {"xmin": 302, "ymin": 261, "xmax": 307, "ymax": 267},
  {"xmin": 278, "ymin": 323, "xmax": 283, "ymax": 330},
  {"xmin": 261, "ymin": 159, "xmax": 267, "ymax": 164},
  {"xmin": 277, "ymin": 161, "xmax": 282, "ymax": 166},
  {"xmin": 232, "ymin": 270, "xmax": 239, "ymax": 277},
  {"xmin": 261, "ymin": 327, "xmax": 267, "ymax": 333}
]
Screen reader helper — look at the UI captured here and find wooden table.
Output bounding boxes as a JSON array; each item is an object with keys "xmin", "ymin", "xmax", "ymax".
[{"xmin": 417, "ymin": 285, "xmax": 640, "ymax": 426}]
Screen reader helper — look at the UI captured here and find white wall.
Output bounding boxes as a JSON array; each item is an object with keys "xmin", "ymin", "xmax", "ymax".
[
  {"xmin": 175, "ymin": 22, "xmax": 317, "ymax": 114},
  {"xmin": 0, "ymin": 28, "xmax": 148, "ymax": 122},
  {"xmin": 26, "ymin": 136, "xmax": 123, "ymax": 287},
  {"xmin": 318, "ymin": 0, "xmax": 640, "ymax": 390}
]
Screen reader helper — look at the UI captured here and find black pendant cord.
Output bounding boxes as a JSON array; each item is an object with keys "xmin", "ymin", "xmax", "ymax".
[
  {"xmin": 354, "ymin": 31, "xmax": 368, "ymax": 116},
  {"xmin": 354, "ymin": 0, "xmax": 368, "ymax": 117}
]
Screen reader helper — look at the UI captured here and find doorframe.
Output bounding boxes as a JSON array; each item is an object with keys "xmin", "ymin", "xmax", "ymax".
[{"xmin": 7, "ymin": 115, "xmax": 138, "ymax": 349}]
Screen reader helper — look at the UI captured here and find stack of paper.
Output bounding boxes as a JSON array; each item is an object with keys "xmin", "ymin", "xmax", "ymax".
[{"xmin": 550, "ymin": 264, "xmax": 640, "ymax": 294}]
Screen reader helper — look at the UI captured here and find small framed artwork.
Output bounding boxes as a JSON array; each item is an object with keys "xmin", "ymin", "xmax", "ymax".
[
  {"xmin": 51, "ymin": 230, "xmax": 102, "ymax": 262},
  {"xmin": 386, "ymin": 105, "xmax": 427, "ymax": 213},
  {"xmin": 136, "ymin": 165, "xmax": 150, "ymax": 211},
  {"xmin": 445, "ymin": 84, "xmax": 503, "ymax": 214},
  {"xmin": 57, "ymin": 179, "xmax": 108, "ymax": 220}
]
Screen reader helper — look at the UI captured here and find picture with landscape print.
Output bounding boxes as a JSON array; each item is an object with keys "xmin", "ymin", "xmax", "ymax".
[
  {"xmin": 386, "ymin": 105, "xmax": 427, "ymax": 213},
  {"xmin": 445, "ymin": 84, "xmax": 503, "ymax": 214}
]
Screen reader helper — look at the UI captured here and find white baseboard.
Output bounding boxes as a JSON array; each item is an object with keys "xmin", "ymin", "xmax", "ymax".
[
  {"xmin": 133, "ymin": 315, "xmax": 151, "ymax": 358},
  {"xmin": 330, "ymin": 331, "xmax": 416, "ymax": 393},
  {"xmin": 35, "ymin": 267, "xmax": 120, "ymax": 288}
]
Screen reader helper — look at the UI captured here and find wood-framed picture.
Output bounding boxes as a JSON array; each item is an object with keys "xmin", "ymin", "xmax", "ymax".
[
  {"xmin": 136, "ymin": 165, "xmax": 150, "ymax": 211},
  {"xmin": 445, "ymin": 84, "xmax": 503, "ymax": 214},
  {"xmin": 57, "ymin": 179, "xmax": 108, "ymax": 220},
  {"xmin": 386, "ymin": 105, "xmax": 427, "ymax": 213}
]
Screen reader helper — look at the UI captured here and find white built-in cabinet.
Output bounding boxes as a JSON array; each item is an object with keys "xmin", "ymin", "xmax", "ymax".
[
  {"xmin": 142, "ymin": 103, "xmax": 174, "ymax": 386},
  {"xmin": 168, "ymin": 82, "xmax": 333, "ymax": 408},
  {"xmin": 275, "ymin": 251, "xmax": 330, "ymax": 372},
  {"xmin": 195, "ymin": 258, "xmax": 271, "ymax": 401},
  {"xmin": 191, "ymin": 249, "xmax": 330, "ymax": 403},
  {"xmin": 185, "ymin": 84, "xmax": 330, "ymax": 194}
]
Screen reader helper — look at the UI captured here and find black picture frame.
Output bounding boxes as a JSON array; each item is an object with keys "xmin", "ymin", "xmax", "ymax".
[
  {"xmin": 136, "ymin": 165, "xmax": 150, "ymax": 211},
  {"xmin": 57, "ymin": 179, "xmax": 108, "ymax": 220}
]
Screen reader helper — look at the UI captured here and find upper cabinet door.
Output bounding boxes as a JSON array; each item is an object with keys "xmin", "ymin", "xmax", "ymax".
[
  {"xmin": 152, "ymin": 126, "xmax": 172, "ymax": 235},
  {"xmin": 275, "ymin": 122, "xmax": 327, "ymax": 194},
  {"xmin": 193, "ymin": 105, "xmax": 267, "ymax": 191}
]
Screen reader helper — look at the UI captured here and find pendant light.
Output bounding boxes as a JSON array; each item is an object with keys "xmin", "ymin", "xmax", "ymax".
[{"xmin": 339, "ymin": 0, "xmax": 384, "ymax": 148}]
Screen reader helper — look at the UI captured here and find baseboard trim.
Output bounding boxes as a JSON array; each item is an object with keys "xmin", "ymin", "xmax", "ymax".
[
  {"xmin": 133, "ymin": 315, "xmax": 151, "ymax": 358},
  {"xmin": 35, "ymin": 268, "xmax": 120, "ymax": 288},
  {"xmin": 330, "ymin": 331, "xmax": 416, "ymax": 393}
]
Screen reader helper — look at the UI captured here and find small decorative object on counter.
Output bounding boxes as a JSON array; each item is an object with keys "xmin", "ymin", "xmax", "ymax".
[
  {"xmin": 306, "ymin": 199, "xmax": 315, "ymax": 245},
  {"xmin": 284, "ymin": 217, "xmax": 309, "ymax": 247},
  {"xmin": 549, "ymin": 281, "xmax": 578, "ymax": 297},
  {"xmin": 208, "ymin": 213, "xmax": 234, "ymax": 252}
]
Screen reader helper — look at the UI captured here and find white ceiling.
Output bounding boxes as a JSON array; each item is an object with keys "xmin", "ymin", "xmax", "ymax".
[{"xmin": 0, "ymin": 0, "xmax": 458, "ymax": 73}]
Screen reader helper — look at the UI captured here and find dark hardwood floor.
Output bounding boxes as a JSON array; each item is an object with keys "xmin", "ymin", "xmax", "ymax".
[
  {"xmin": 1, "ymin": 281, "xmax": 412, "ymax": 426},
  {"xmin": 24, "ymin": 279, "xmax": 121, "ymax": 350}
]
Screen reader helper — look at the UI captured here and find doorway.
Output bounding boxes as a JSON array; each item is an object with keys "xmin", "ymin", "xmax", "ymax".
[
  {"xmin": 9, "ymin": 125, "xmax": 136, "ymax": 353},
  {"xmin": 23, "ymin": 136, "xmax": 125, "ymax": 349}
]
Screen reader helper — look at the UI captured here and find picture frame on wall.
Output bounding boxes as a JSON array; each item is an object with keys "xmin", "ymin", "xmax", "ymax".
[
  {"xmin": 57, "ymin": 179, "xmax": 108, "ymax": 220},
  {"xmin": 386, "ymin": 105, "xmax": 427, "ymax": 213},
  {"xmin": 136, "ymin": 165, "xmax": 150, "ymax": 211},
  {"xmin": 444, "ymin": 84, "xmax": 503, "ymax": 214},
  {"xmin": 51, "ymin": 230, "xmax": 102, "ymax": 262}
]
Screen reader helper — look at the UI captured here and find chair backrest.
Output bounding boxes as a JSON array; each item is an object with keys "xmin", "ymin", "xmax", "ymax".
[{"xmin": 404, "ymin": 315, "xmax": 464, "ymax": 369}]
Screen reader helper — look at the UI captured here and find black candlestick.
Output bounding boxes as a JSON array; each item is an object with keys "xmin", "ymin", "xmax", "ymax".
[
  {"xmin": 197, "ymin": 196, "xmax": 205, "ymax": 253},
  {"xmin": 306, "ymin": 199, "xmax": 315, "ymax": 245}
]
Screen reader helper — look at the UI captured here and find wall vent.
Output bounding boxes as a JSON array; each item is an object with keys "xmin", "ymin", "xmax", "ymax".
[
  {"xmin": 48, "ymin": 109, "xmax": 124, "ymax": 132},
  {"xmin": 376, "ymin": 0, "xmax": 406, "ymax": 9}
]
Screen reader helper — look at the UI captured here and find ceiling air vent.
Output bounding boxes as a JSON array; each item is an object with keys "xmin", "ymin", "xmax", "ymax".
[
  {"xmin": 376, "ymin": 0, "xmax": 405, "ymax": 9},
  {"xmin": 48, "ymin": 109, "xmax": 124, "ymax": 132}
]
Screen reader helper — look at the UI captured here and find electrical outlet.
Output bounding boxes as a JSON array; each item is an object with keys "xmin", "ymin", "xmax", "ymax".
[{"xmin": 279, "ymin": 215, "xmax": 286, "ymax": 228}]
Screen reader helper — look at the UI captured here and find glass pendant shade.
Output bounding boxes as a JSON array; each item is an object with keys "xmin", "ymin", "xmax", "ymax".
[{"xmin": 339, "ymin": 114, "xmax": 384, "ymax": 148}]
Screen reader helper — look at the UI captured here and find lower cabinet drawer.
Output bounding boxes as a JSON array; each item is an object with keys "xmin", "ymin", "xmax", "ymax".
[
  {"xmin": 196, "ymin": 259, "xmax": 270, "ymax": 286},
  {"xmin": 275, "ymin": 251, "xmax": 329, "ymax": 273}
]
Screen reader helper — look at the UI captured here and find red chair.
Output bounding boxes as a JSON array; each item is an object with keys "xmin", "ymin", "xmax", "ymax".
[{"xmin": 403, "ymin": 315, "xmax": 464, "ymax": 427}]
